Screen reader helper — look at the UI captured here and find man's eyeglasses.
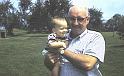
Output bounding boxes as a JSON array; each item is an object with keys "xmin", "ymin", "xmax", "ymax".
[{"xmin": 69, "ymin": 16, "xmax": 87, "ymax": 22}]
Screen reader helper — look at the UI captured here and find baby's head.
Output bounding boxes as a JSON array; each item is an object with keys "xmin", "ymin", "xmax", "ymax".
[{"xmin": 51, "ymin": 17, "xmax": 68, "ymax": 37}]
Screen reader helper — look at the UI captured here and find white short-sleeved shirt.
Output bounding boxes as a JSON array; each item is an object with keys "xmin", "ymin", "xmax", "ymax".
[{"xmin": 60, "ymin": 29, "xmax": 105, "ymax": 76}]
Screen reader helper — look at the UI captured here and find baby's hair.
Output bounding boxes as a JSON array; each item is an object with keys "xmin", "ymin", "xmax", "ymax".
[{"xmin": 51, "ymin": 17, "xmax": 67, "ymax": 28}]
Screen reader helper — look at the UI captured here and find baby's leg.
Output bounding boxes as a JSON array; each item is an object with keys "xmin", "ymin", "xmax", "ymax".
[{"xmin": 51, "ymin": 61, "xmax": 60, "ymax": 76}]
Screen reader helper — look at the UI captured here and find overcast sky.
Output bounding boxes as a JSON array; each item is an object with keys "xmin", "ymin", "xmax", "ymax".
[{"xmin": 1, "ymin": 0, "xmax": 124, "ymax": 20}]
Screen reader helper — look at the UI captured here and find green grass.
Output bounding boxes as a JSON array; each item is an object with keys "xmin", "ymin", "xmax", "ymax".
[
  {"xmin": 0, "ymin": 29, "xmax": 49, "ymax": 76},
  {"xmin": 101, "ymin": 32, "xmax": 124, "ymax": 76},
  {"xmin": 0, "ymin": 30, "xmax": 124, "ymax": 76}
]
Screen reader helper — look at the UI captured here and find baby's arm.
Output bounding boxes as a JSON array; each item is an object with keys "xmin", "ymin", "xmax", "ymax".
[{"xmin": 48, "ymin": 41, "xmax": 66, "ymax": 48}]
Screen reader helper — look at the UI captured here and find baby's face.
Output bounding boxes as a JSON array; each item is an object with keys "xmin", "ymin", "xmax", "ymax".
[
  {"xmin": 54, "ymin": 25, "xmax": 68, "ymax": 37},
  {"xmin": 52, "ymin": 18, "xmax": 68, "ymax": 37}
]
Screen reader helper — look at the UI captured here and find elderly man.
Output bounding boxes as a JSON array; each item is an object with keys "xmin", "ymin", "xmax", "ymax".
[{"xmin": 44, "ymin": 5, "xmax": 105, "ymax": 76}]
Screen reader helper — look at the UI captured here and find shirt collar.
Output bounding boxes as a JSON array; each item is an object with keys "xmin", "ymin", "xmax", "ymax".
[
  {"xmin": 79, "ymin": 29, "xmax": 88, "ymax": 38},
  {"xmin": 68, "ymin": 29, "xmax": 88, "ymax": 40}
]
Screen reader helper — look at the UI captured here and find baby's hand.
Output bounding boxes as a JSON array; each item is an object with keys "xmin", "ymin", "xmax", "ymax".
[
  {"xmin": 48, "ymin": 41, "xmax": 66, "ymax": 48},
  {"xmin": 58, "ymin": 41, "xmax": 66, "ymax": 48}
]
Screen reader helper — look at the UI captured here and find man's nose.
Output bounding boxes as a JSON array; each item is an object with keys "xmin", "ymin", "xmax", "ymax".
[{"xmin": 73, "ymin": 19, "xmax": 79, "ymax": 26}]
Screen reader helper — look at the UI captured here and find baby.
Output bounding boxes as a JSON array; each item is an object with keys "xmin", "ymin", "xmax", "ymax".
[{"xmin": 43, "ymin": 17, "xmax": 68, "ymax": 76}]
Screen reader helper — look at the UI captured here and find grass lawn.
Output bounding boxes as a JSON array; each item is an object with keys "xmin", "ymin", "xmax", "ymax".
[
  {"xmin": 101, "ymin": 32, "xmax": 124, "ymax": 76},
  {"xmin": 0, "ymin": 30, "xmax": 124, "ymax": 76}
]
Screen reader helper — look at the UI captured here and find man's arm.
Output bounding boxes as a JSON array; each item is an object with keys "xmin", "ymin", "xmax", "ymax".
[
  {"xmin": 60, "ymin": 34, "xmax": 105, "ymax": 71},
  {"xmin": 62, "ymin": 50, "xmax": 97, "ymax": 70}
]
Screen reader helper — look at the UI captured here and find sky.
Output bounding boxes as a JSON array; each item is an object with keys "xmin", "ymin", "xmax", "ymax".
[
  {"xmin": 1, "ymin": 0, "xmax": 124, "ymax": 20},
  {"xmin": 71, "ymin": 0, "xmax": 124, "ymax": 20}
]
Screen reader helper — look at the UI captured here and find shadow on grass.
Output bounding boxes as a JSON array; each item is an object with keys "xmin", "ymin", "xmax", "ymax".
[
  {"xmin": 22, "ymin": 34, "xmax": 48, "ymax": 37},
  {"xmin": 10, "ymin": 32, "xmax": 48, "ymax": 38},
  {"xmin": 111, "ymin": 44, "xmax": 124, "ymax": 48},
  {"xmin": 7, "ymin": 29, "xmax": 49, "ymax": 38},
  {"xmin": 13, "ymin": 33, "xmax": 27, "ymax": 37}
]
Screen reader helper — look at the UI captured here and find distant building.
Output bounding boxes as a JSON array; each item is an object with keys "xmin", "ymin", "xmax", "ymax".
[{"xmin": 0, "ymin": 24, "xmax": 6, "ymax": 38}]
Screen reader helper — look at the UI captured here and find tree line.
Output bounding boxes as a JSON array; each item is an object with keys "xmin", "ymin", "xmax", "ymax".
[{"xmin": 0, "ymin": 0, "xmax": 124, "ymax": 38}]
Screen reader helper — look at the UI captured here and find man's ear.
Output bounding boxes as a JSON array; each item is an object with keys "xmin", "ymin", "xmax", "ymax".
[
  {"xmin": 85, "ymin": 17, "xmax": 90, "ymax": 25},
  {"xmin": 86, "ymin": 17, "xmax": 90, "ymax": 21}
]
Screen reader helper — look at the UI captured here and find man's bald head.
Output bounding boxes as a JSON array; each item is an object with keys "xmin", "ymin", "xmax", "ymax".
[{"xmin": 68, "ymin": 5, "xmax": 89, "ymax": 18}]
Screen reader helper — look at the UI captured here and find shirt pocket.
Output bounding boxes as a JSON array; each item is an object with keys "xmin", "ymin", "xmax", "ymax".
[
  {"xmin": 74, "ymin": 40, "xmax": 88, "ymax": 54},
  {"xmin": 74, "ymin": 43, "xmax": 85, "ymax": 54},
  {"xmin": 74, "ymin": 48, "xmax": 84, "ymax": 54}
]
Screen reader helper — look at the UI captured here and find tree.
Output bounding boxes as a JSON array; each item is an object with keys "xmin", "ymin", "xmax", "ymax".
[
  {"xmin": 28, "ymin": 0, "xmax": 71, "ymax": 33},
  {"xmin": 44, "ymin": 0, "xmax": 71, "ymax": 32},
  {"xmin": 111, "ymin": 14, "xmax": 122, "ymax": 37},
  {"xmin": 105, "ymin": 19, "xmax": 114, "ymax": 32},
  {"xmin": 44, "ymin": 0, "xmax": 70, "ymax": 17},
  {"xmin": 28, "ymin": 0, "xmax": 48, "ymax": 33},
  {"xmin": 18, "ymin": 0, "xmax": 32, "ymax": 28},
  {"xmin": 0, "ymin": 0, "xmax": 15, "ymax": 36},
  {"xmin": 117, "ymin": 15, "xmax": 124, "ymax": 39},
  {"xmin": 105, "ymin": 14, "xmax": 122, "ymax": 36},
  {"xmin": 88, "ymin": 8, "xmax": 103, "ymax": 31},
  {"xmin": 105, "ymin": 13, "xmax": 124, "ymax": 38},
  {"xmin": 105, "ymin": 14, "xmax": 122, "ymax": 31}
]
